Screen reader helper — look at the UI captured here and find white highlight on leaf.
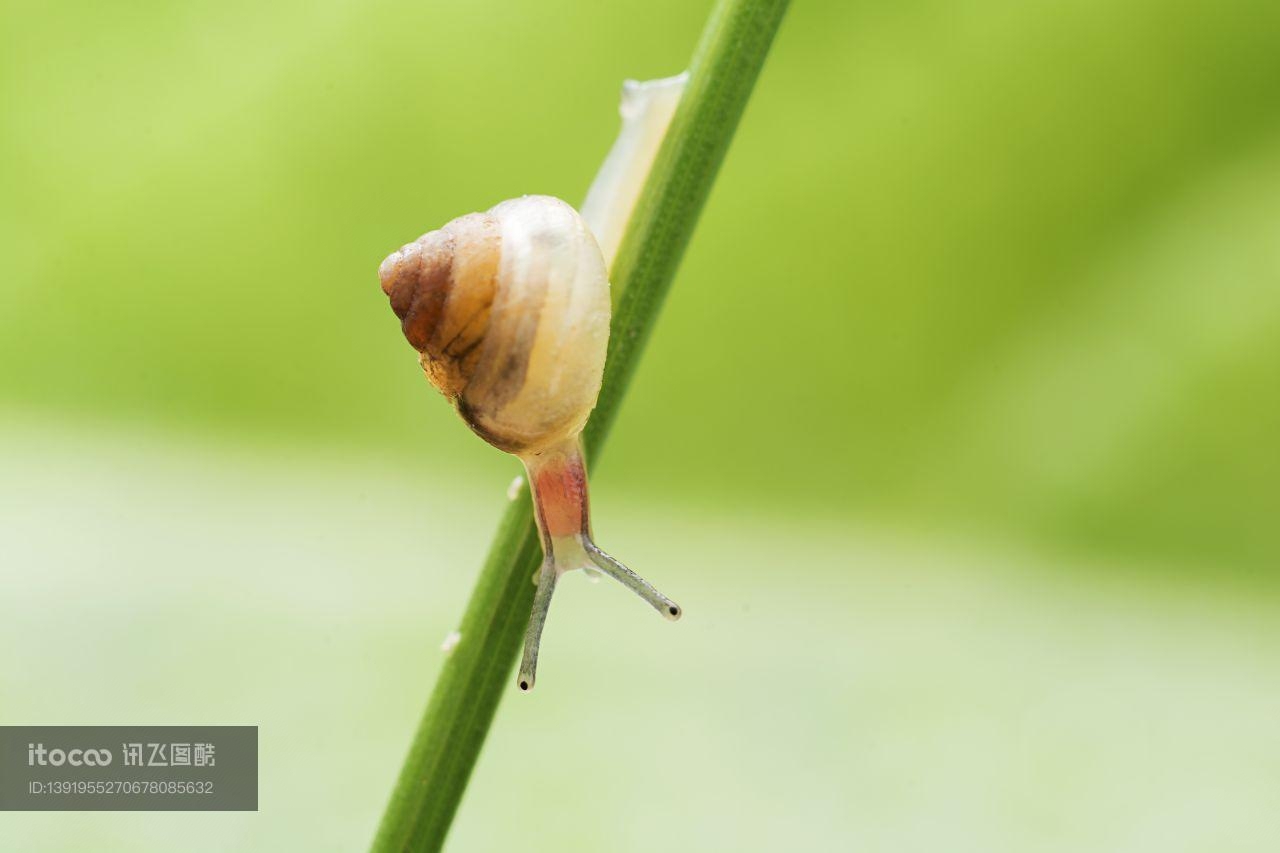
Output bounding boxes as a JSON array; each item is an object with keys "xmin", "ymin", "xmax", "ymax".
[
  {"xmin": 507, "ymin": 475, "xmax": 524, "ymax": 501},
  {"xmin": 441, "ymin": 630, "xmax": 462, "ymax": 653}
]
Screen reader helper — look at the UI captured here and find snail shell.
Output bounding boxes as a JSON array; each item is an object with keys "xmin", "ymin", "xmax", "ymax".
[{"xmin": 378, "ymin": 195, "xmax": 611, "ymax": 455}]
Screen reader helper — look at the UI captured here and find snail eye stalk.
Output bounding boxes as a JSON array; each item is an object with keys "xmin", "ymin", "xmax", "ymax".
[{"xmin": 516, "ymin": 436, "xmax": 681, "ymax": 692}]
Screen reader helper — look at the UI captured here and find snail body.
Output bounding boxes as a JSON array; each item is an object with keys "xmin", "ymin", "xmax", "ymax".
[{"xmin": 379, "ymin": 194, "xmax": 680, "ymax": 691}]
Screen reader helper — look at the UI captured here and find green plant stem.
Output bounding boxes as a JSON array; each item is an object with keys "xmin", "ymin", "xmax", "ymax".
[{"xmin": 371, "ymin": 1, "xmax": 789, "ymax": 850}]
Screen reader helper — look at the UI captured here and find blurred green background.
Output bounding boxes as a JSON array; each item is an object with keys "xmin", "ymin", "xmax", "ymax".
[{"xmin": 2, "ymin": 0, "xmax": 1278, "ymax": 850}]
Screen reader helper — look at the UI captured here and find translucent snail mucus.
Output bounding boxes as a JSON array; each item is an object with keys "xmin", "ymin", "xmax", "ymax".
[{"xmin": 379, "ymin": 194, "xmax": 681, "ymax": 691}]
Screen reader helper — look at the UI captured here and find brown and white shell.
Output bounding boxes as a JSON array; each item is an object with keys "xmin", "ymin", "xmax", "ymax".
[{"xmin": 379, "ymin": 195, "xmax": 611, "ymax": 455}]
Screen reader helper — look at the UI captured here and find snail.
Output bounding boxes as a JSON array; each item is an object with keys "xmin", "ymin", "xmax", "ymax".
[{"xmin": 379, "ymin": 194, "xmax": 681, "ymax": 691}]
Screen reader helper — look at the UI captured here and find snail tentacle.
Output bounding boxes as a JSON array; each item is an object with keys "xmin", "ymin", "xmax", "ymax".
[
  {"xmin": 518, "ymin": 561, "xmax": 559, "ymax": 693},
  {"xmin": 584, "ymin": 542, "xmax": 682, "ymax": 621}
]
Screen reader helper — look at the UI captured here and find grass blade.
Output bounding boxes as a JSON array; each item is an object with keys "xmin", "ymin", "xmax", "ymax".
[{"xmin": 372, "ymin": 2, "xmax": 789, "ymax": 849}]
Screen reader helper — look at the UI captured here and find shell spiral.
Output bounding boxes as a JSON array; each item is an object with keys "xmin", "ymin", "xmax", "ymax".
[{"xmin": 379, "ymin": 195, "xmax": 611, "ymax": 454}]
